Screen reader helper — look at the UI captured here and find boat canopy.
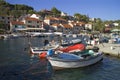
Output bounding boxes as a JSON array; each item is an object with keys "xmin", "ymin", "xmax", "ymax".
[{"xmin": 59, "ymin": 43, "xmax": 85, "ymax": 52}]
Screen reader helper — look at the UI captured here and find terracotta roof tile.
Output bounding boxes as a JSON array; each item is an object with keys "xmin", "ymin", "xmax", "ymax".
[
  {"xmin": 61, "ymin": 24, "xmax": 72, "ymax": 28},
  {"xmin": 45, "ymin": 17, "xmax": 66, "ymax": 22},
  {"xmin": 45, "ymin": 17, "xmax": 57, "ymax": 20},
  {"xmin": 25, "ymin": 17, "xmax": 40, "ymax": 21},
  {"xmin": 57, "ymin": 18, "xmax": 66, "ymax": 21},
  {"xmin": 11, "ymin": 21, "xmax": 24, "ymax": 25},
  {"xmin": 52, "ymin": 23, "xmax": 60, "ymax": 26}
]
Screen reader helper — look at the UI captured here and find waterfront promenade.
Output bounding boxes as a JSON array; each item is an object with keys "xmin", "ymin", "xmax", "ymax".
[{"xmin": 97, "ymin": 43, "xmax": 120, "ymax": 57}]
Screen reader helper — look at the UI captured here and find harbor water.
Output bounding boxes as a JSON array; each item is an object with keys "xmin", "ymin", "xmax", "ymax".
[{"xmin": 0, "ymin": 37, "xmax": 120, "ymax": 80}]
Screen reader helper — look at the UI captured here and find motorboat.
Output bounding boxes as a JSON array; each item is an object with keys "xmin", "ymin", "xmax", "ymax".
[{"xmin": 47, "ymin": 48, "xmax": 103, "ymax": 70}]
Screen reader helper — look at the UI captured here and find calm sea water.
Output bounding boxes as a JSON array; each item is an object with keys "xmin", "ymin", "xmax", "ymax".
[{"xmin": 0, "ymin": 37, "xmax": 120, "ymax": 80}]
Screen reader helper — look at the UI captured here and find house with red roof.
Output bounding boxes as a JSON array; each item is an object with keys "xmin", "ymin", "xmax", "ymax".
[
  {"xmin": 69, "ymin": 21, "xmax": 85, "ymax": 34},
  {"xmin": 44, "ymin": 17, "xmax": 67, "ymax": 25},
  {"xmin": 21, "ymin": 17, "xmax": 45, "ymax": 32},
  {"xmin": 10, "ymin": 21, "xmax": 25, "ymax": 32},
  {"xmin": 51, "ymin": 23, "xmax": 63, "ymax": 32},
  {"xmin": 60, "ymin": 23, "xmax": 72, "ymax": 34}
]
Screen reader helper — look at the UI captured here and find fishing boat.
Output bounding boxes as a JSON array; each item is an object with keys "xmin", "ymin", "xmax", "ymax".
[
  {"xmin": 30, "ymin": 47, "xmax": 47, "ymax": 54},
  {"xmin": 29, "ymin": 41, "xmax": 63, "ymax": 58},
  {"xmin": 47, "ymin": 48, "xmax": 103, "ymax": 69},
  {"xmin": 30, "ymin": 39, "xmax": 83, "ymax": 55},
  {"xmin": 30, "ymin": 44, "xmax": 59, "ymax": 55}
]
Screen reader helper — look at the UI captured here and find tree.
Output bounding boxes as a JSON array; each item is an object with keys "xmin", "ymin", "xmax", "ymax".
[
  {"xmin": 37, "ymin": 11, "xmax": 46, "ymax": 20},
  {"xmin": 51, "ymin": 7, "xmax": 61, "ymax": 17},
  {"xmin": 0, "ymin": 0, "xmax": 34, "ymax": 17},
  {"xmin": 93, "ymin": 18, "xmax": 105, "ymax": 32},
  {"xmin": 0, "ymin": 21, "xmax": 5, "ymax": 30},
  {"xmin": 28, "ymin": 10, "xmax": 36, "ymax": 14},
  {"xmin": 80, "ymin": 15, "xmax": 89, "ymax": 22},
  {"xmin": 74, "ymin": 13, "xmax": 81, "ymax": 21},
  {"xmin": 74, "ymin": 13, "xmax": 89, "ymax": 22},
  {"xmin": 61, "ymin": 16, "xmax": 69, "ymax": 21}
]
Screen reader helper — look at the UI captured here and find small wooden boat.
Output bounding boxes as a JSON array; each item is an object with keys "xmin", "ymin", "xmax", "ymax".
[
  {"xmin": 47, "ymin": 49, "xmax": 103, "ymax": 69},
  {"xmin": 30, "ymin": 47, "xmax": 47, "ymax": 54},
  {"xmin": 29, "ymin": 44, "xmax": 60, "ymax": 56}
]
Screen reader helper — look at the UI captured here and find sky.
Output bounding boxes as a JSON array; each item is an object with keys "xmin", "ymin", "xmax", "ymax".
[{"xmin": 6, "ymin": 0, "xmax": 120, "ymax": 20}]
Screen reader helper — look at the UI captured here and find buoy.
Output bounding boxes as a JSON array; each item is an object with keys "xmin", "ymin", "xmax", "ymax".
[
  {"xmin": 39, "ymin": 52, "xmax": 47, "ymax": 58},
  {"xmin": 47, "ymin": 49, "xmax": 54, "ymax": 56}
]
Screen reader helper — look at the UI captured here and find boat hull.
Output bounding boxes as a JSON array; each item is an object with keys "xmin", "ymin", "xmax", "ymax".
[
  {"xmin": 30, "ymin": 47, "xmax": 47, "ymax": 54},
  {"xmin": 48, "ymin": 54, "xmax": 103, "ymax": 69}
]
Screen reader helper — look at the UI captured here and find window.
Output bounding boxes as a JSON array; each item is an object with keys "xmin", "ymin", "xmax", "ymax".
[
  {"xmin": 37, "ymin": 21, "xmax": 39, "ymax": 23},
  {"xmin": 2, "ymin": 17, "xmax": 4, "ymax": 19},
  {"xmin": 37, "ymin": 25, "xmax": 39, "ymax": 28},
  {"xmin": 28, "ymin": 21, "xmax": 32, "ymax": 23},
  {"xmin": 28, "ymin": 25, "xmax": 32, "ymax": 28},
  {"xmin": 15, "ymin": 25, "xmax": 17, "ymax": 28}
]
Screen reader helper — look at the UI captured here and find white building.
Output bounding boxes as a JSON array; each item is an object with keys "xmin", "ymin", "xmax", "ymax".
[
  {"xmin": 10, "ymin": 21, "xmax": 25, "ymax": 32},
  {"xmin": 85, "ymin": 23, "xmax": 92, "ymax": 30},
  {"xmin": 0, "ymin": 16, "xmax": 13, "ymax": 30},
  {"xmin": 61, "ymin": 12, "xmax": 67, "ymax": 16},
  {"xmin": 30, "ymin": 14, "xmax": 41, "ymax": 20},
  {"xmin": 44, "ymin": 17, "xmax": 67, "ymax": 25},
  {"xmin": 113, "ymin": 23, "xmax": 119, "ymax": 26}
]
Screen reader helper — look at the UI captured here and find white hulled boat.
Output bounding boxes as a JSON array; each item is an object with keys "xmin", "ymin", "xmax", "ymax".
[{"xmin": 47, "ymin": 48, "xmax": 103, "ymax": 70}]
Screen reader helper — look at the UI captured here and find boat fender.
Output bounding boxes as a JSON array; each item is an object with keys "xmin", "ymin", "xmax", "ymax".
[
  {"xmin": 88, "ymin": 50, "xmax": 94, "ymax": 55},
  {"xmin": 39, "ymin": 52, "xmax": 47, "ymax": 58},
  {"xmin": 47, "ymin": 49, "xmax": 54, "ymax": 56}
]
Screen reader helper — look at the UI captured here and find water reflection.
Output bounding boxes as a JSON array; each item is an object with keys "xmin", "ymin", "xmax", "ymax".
[
  {"xmin": 52, "ymin": 61, "xmax": 103, "ymax": 80},
  {"xmin": 0, "ymin": 37, "xmax": 53, "ymax": 80},
  {"xmin": 0, "ymin": 57, "xmax": 53, "ymax": 80},
  {"xmin": 23, "ymin": 55, "xmax": 53, "ymax": 80},
  {"xmin": 1, "ymin": 37, "xmax": 120, "ymax": 80},
  {"xmin": 52, "ymin": 56, "xmax": 120, "ymax": 80}
]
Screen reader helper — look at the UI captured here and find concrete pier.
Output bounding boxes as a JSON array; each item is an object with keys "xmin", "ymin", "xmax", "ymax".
[{"xmin": 97, "ymin": 43, "xmax": 120, "ymax": 57}]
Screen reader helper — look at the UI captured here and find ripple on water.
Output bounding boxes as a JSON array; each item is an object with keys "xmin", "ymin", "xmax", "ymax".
[{"xmin": 0, "ymin": 37, "xmax": 120, "ymax": 80}]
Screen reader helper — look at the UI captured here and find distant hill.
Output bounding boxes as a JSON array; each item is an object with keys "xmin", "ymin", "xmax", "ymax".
[{"xmin": 0, "ymin": 0, "xmax": 34, "ymax": 17}]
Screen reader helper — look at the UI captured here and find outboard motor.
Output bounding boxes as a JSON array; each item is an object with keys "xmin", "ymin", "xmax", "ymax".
[{"xmin": 92, "ymin": 46, "xmax": 99, "ymax": 52}]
